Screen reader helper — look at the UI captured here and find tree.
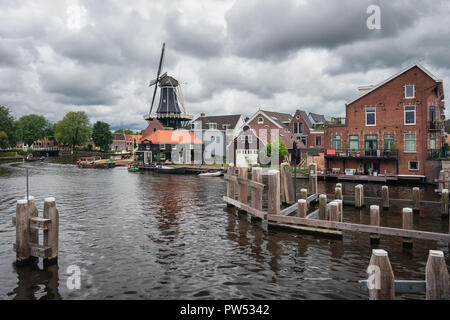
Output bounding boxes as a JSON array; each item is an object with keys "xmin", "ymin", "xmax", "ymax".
[
  {"xmin": 92, "ymin": 121, "xmax": 113, "ymax": 151},
  {"xmin": 0, "ymin": 131, "xmax": 9, "ymax": 149},
  {"xmin": 262, "ymin": 140, "xmax": 289, "ymax": 158},
  {"xmin": 45, "ymin": 123, "xmax": 56, "ymax": 141},
  {"xmin": 0, "ymin": 106, "xmax": 16, "ymax": 147},
  {"xmin": 55, "ymin": 111, "xmax": 91, "ymax": 148},
  {"xmin": 115, "ymin": 128, "xmax": 134, "ymax": 135},
  {"xmin": 15, "ymin": 114, "xmax": 49, "ymax": 146}
]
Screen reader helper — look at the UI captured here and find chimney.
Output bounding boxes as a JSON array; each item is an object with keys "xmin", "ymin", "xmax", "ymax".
[
  {"xmin": 200, "ymin": 112, "xmax": 206, "ymax": 117},
  {"xmin": 245, "ymin": 117, "xmax": 250, "ymax": 122}
]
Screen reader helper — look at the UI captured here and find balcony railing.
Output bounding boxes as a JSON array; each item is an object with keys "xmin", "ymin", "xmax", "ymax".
[
  {"xmin": 428, "ymin": 121, "xmax": 443, "ymax": 131},
  {"xmin": 326, "ymin": 148, "xmax": 398, "ymax": 159},
  {"xmin": 428, "ymin": 149, "xmax": 448, "ymax": 160}
]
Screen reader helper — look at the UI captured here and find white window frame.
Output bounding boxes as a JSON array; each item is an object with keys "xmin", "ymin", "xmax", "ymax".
[
  {"xmin": 408, "ymin": 161, "xmax": 419, "ymax": 171},
  {"xmin": 404, "ymin": 105, "xmax": 416, "ymax": 126},
  {"xmin": 405, "ymin": 85, "xmax": 415, "ymax": 99},
  {"xmin": 258, "ymin": 117, "xmax": 264, "ymax": 124},
  {"xmin": 160, "ymin": 144, "xmax": 166, "ymax": 150},
  {"xmin": 365, "ymin": 107, "xmax": 376, "ymax": 127},
  {"xmin": 404, "ymin": 133, "xmax": 416, "ymax": 153}
]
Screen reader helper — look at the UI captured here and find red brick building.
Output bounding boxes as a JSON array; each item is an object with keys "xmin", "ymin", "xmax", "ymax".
[
  {"xmin": 325, "ymin": 64, "xmax": 445, "ymax": 178},
  {"xmin": 289, "ymin": 109, "xmax": 325, "ymax": 148}
]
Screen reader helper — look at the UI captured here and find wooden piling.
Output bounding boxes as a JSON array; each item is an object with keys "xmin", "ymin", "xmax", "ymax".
[
  {"xmin": 402, "ymin": 208, "xmax": 413, "ymax": 248},
  {"xmin": 226, "ymin": 164, "xmax": 236, "ymax": 207},
  {"xmin": 335, "ymin": 187, "xmax": 342, "ymax": 201},
  {"xmin": 381, "ymin": 186, "xmax": 389, "ymax": 210},
  {"xmin": 335, "ymin": 199, "xmax": 343, "ymax": 222},
  {"xmin": 268, "ymin": 170, "xmax": 280, "ymax": 216},
  {"xmin": 412, "ymin": 187, "xmax": 420, "ymax": 213},
  {"xmin": 425, "ymin": 250, "xmax": 449, "ymax": 300},
  {"xmin": 27, "ymin": 196, "xmax": 39, "ymax": 250},
  {"xmin": 238, "ymin": 167, "xmax": 248, "ymax": 213},
  {"xmin": 336, "ymin": 183, "xmax": 342, "ymax": 189},
  {"xmin": 355, "ymin": 185, "xmax": 364, "ymax": 208},
  {"xmin": 370, "ymin": 205, "xmax": 380, "ymax": 244},
  {"xmin": 441, "ymin": 189, "xmax": 449, "ymax": 217},
  {"xmin": 43, "ymin": 197, "xmax": 59, "ymax": 265},
  {"xmin": 297, "ymin": 199, "xmax": 307, "ymax": 218},
  {"xmin": 251, "ymin": 167, "xmax": 263, "ymax": 212},
  {"xmin": 15, "ymin": 199, "xmax": 30, "ymax": 265},
  {"xmin": 319, "ymin": 194, "xmax": 327, "ymax": 220},
  {"xmin": 368, "ymin": 249, "xmax": 395, "ymax": 300},
  {"xmin": 329, "ymin": 202, "xmax": 339, "ymax": 222},
  {"xmin": 300, "ymin": 189, "xmax": 308, "ymax": 200},
  {"xmin": 281, "ymin": 163, "xmax": 295, "ymax": 205},
  {"xmin": 309, "ymin": 163, "xmax": 318, "ymax": 195}
]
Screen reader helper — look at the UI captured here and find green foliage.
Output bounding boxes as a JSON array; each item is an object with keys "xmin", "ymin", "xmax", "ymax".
[
  {"xmin": 0, "ymin": 131, "xmax": 9, "ymax": 149},
  {"xmin": 55, "ymin": 111, "xmax": 91, "ymax": 147},
  {"xmin": 155, "ymin": 153, "xmax": 162, "ymax": 162},
  {"xmin": 0, "ymin": 106, "xmax": 17, "ymax": 147},
  {"xmin": 262, "ymin": 140, "xmax": 289, "ymax": 158},
  {"xmin": 15, "ymin": 114, "xmax": 49, "ymax": 146},
  {"xmin": 115, "ymin": 128, "xmax": 138, "ymax": 135},
  {"xmin": 92, "ymin": 121, "xmax": 113, "ymax": 151}
]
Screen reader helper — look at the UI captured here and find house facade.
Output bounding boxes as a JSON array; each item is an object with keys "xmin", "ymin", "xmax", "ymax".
[
  {"xmin": 111, "ymin": 133, "xmax": 127, "ymax": 152},
  {"xmin": 290, "ymin": 109, "xmax": 325, "ymax": 148},
  {"xmin": 324, "ymin": 64, "xmax": 445, "ymax": 178}
]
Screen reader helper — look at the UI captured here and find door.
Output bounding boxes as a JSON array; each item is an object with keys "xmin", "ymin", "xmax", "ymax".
[
  {"xmin": 429, "ymin": 106, "xmax": 436, "ymax": 129},
  {"xmin": 364, "ymin": 135, "xmax": 378, "ymax": 156}
]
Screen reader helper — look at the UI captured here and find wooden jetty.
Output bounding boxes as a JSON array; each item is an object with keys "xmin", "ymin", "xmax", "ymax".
[
  {"xmin": 12, "ymin": 197, "xmax": 59, "ymax": 266},
  {"xmin": 359, "ymin": 249, "xmax": 449, "ymax": 300},
  {"xmin": 223, "ymin": 164, "xmax": 450, "ymax": 245}
]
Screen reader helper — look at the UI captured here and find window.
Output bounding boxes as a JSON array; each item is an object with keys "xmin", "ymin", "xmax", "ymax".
[
  {"xmin": 404, "ymin": 105, "xmax": 416, "ymax": 125},
  {"xmin": 223, "ymin": 124, "xmax": 230, "ymax": 130},
  {"xmin": 429, "ymin": 133, "xmax": 436, "ymax": 150},
  {"xmin": 404, "ymin": 133, "xmax": 416, "ymax": 152},
  {"xmin": 349, "ymin": 135, "xmax": 359, "ymax": 151},
  {"xmin": 383, "ymin": 134, "xmax": 395, "ymax": 151},
  {"xmin": 405, "ymin": 85, "xmax": 415, "ymax": 98},
  {"xmin": 160, "ymin": 144, "xmax": 166, "ymax": 150},
  {"xmin": 207, "ymin": 123, "xmax": 217, "ymax": 130},
  {"xmin": 191, "ymin": 123, "xmax": 195, "ymax": 130},
  {"xmin": 301, "ymin": 137, "xmax": 306, "ymax": 145},
  {"xmin": 294, "ymin": 122, "xmax": 303, "ymax": 134},
  {"xmin": 258, "ymin": 117, "xmax": 264, "ymax": 124},
  {"xmin": 408, "ymin": 161, "xmax": 419, "ymax": 171},
  {"xmin": 332, "ymin": 134, "xmax": 342, "ymax": 151},
  {"xmin": 365, "ymin": 107, "xmax": 376, "ymax": 126},
  {"xmin": 315, "ymin": 136, "xmax": 322, "ymax": 146}
]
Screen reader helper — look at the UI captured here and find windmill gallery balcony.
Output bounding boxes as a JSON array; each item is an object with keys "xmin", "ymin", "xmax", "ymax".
[{"xmin": 325, "ymin": 148, "xmax": 398, "ymax": 159}]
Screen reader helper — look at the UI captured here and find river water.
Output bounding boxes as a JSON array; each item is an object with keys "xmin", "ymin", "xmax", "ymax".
[{"xmin": 0, "ymin": 160, "xmax": 449, "ymax": 300}]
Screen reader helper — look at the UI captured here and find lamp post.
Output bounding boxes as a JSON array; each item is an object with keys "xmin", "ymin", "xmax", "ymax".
[{"xmin": 293, "ymin": 141, "xmax": 297, "ymax": 201}]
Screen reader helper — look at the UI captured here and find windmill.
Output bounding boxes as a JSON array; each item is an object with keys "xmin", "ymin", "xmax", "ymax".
[{"xmin": 144, "ymin": 43, "xmax": 193, "ymax": 129}]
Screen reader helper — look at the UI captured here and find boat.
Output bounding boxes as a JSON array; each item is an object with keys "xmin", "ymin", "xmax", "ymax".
[
  {"xmin": 198, "ymin": 171, "xmax": 223, "ymax": 177},
  {"xmin": 155, "ymin": 165, "xmax": 186, "ymax": 174},
  {"xmin": 128, "ymin": 165, "xmax": 140, "ymax": 172},
  {"xmin": 25, "ymin": 156, "xmax": 45, "ymax": 162}
]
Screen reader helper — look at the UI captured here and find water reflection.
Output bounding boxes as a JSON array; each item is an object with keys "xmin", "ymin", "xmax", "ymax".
[{"xmin": 9, "ymin": 263, "xmax": 61, "ymax": 300}]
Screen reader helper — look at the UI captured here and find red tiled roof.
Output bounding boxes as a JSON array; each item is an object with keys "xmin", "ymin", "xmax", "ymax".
[{"xmin": 141, "ymin": 130, "xmax": 203, "ymax": 144}]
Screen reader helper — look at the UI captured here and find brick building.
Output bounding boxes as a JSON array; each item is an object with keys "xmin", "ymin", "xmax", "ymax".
[
  {"xmin": 289, "ymin": 109, "xmax": 325, "ymax": 148},
  {"xmin": 324, "ymin": 64, "xmax": 445, "ymax": 178}
]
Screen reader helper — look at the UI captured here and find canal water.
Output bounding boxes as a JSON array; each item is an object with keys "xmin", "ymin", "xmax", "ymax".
[{"xmin": 0, "ymin": 160, "xmax": 449, "ymax": 300}]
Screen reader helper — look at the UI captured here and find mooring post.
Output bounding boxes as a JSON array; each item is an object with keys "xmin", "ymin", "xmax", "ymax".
[
  {"xmin": 281, "ymin": 163, "xmax": 295, "ymax": 205},
  {"xmin": 300, "ymin": 188, "xmax": 308, "ymax": 200},
  {"xmin": 297, "ymin": 199, "xmax": 307, "ymax": 218},
  {"xmin": 381, "ymin": 186, "xmax": 389, "ymax": 210},
  {"xmin": 43, "ymin": 197, "xmax": 59, "ymax": 266},
  {"xmin": 238, "ymin": 167, "xmax": 248, "ymax": 213},
  {"xmin": 336, "ymin": 183, "xmax": 342, "ymax": 189},
  {"xmin": 329, "ymin": 201, "xmax": 339, "ymax": 222},
  {"xmin": 370, "ymin": 205, "xmax": 380, "ymax": 244},
  {"xmin": 226, "ymin": 164, "xmax": 235, "ymax": 207},
  {"xmin": 412, "ymin": 187, "xmax": 420, "ymax": 213},
  {"xmin": 368, "ymin": 249, "xmax": 395, "ymax": 300},
  {"xmin": 27, "ymin": 196, "xmax": 39, "ymax": 246},
  {"xmin": 251, "ymin": 167, "xmax": 263, "ymax": 212},
  {"xmin": 355, "ymin": 185, "xmax": 364, "ymax": 208},
  {"xmin": 335, "ymin": 187, "xmax": 342, "ymax": 201},
  {"xmin": 335, "ymin": 199, "xmax": 343, "ymax": 222},
  {"xmin": 319, "ymin": 194, "xmax": 327, "ymax": 220},
  {"xmin": 441, "ymin": 189, "xmax": 449, "ymax": 217},
  {"xmin": 402, "ymin": 208, "xmax": 413, "ymax": 249},
  {"xmin": 15, "ymin": 199, "xmax": 30, "ymax": 265},
  {"xmin": 268, "ymin": 170, "xmax": 280, "ymax": 216},
  {"xmin": 309, "ymin": 163, "xmax": 318, "ymax": 195},
  {"xmin": 425, "ymin": 250, "xmax": 449, "ymax": 300}
]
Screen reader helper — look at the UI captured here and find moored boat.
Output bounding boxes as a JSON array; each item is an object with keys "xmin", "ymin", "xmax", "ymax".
[
  {"xmin": 155, "ymin": 166, "xmax": 186, "ymax": 174},
  {"xmin": 198, "ymin": 171, "xmax": 223, "ymax": 177}
]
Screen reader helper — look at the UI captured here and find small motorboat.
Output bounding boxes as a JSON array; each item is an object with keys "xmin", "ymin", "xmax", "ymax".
[
  {"xmin": 25, "ymin": 156, "xmax": 45, "ymax": 162},
  {"xmin": 128, "ymin": 165, "xmax": 140, "ymax": 172},
  {"xmin": 155, "ymin": 165, "xmax": 186, "ymax": 174},
  {"xmin": 199, "ymin": 171, "xmax": 223, "ymax": 177}
]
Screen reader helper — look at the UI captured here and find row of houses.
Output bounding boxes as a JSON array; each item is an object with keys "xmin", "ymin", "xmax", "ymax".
[{"xmin": 133, "ymin": 63, "xmax": 446, "ymax": 182}]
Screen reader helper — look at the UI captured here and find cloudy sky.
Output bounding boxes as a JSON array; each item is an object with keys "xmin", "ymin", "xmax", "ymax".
[{"xmin": 1, "ymin": 0, "xmax": 450, "ymax": 130}]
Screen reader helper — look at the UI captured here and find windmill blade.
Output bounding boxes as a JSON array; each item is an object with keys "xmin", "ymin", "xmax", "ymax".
[
  {"xmin": 149, "ymin": 43, "xmax": 166, "ymax": 115},
  {"xmin": 149, "ymin": 78, "xmax": 158, "ymax": 87}
]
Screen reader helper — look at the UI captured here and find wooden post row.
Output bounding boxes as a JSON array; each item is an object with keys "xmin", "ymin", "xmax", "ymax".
[
  {"xmin": 251, "ymin": 167, "xmax": 263, "ymax": 212},
  {"xmin": 370, "ymin": 205, "xmax": 380, "ymax": 244},
  {"xmin": 319, "ymin": 194, "xmax": 327, "ymax": 220},
  {"xmin": 238, "ymin": 167, "xmax": 248, "ymax": 213},
  {"xmin": 412, "ymin": 187, "xmax": 420, "ymax": 213},
  {"xmin": 44, "ymin": 197, "xmax": 59, "ymax": 265},
  {"xmin": 426, "ymin": 250, "xmax": 449, "ymax": 300},
  {"xmin": 15, "ymin": 199, "xmax": 30, "ymax": 264},
  {"xmin": 226, "ymin": 164, "xmax": 236, "ymax": 207},
  {"xmin": 382, "ymin": 186, "xmax": 389, "ymax": 209},
  {"xmin": 281, "ymin": 163, "xmax": 295, "ymax": 205},
  {"xmin": 402, "ymin": 208, "xmax": 413, "ymax": 248},
  {"xmin": 268, "ymin": 170, "xmax": 280, "ymax": 216},
  {"xmin": 442, "ymin": 189, "xmax": 449, "ymax": 217}
]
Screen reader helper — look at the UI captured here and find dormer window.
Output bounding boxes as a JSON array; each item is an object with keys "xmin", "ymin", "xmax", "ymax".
[
  {"xmin": 258, "ymin": 117, "xmax": 264, "ymax": 124},
  {"xmin": 207, "ymin": 123, "xmax": 217, "ymax": 130},
  {"xmin": 405, "ymin": 85, "xmax": 415, "ymax": 99}
]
